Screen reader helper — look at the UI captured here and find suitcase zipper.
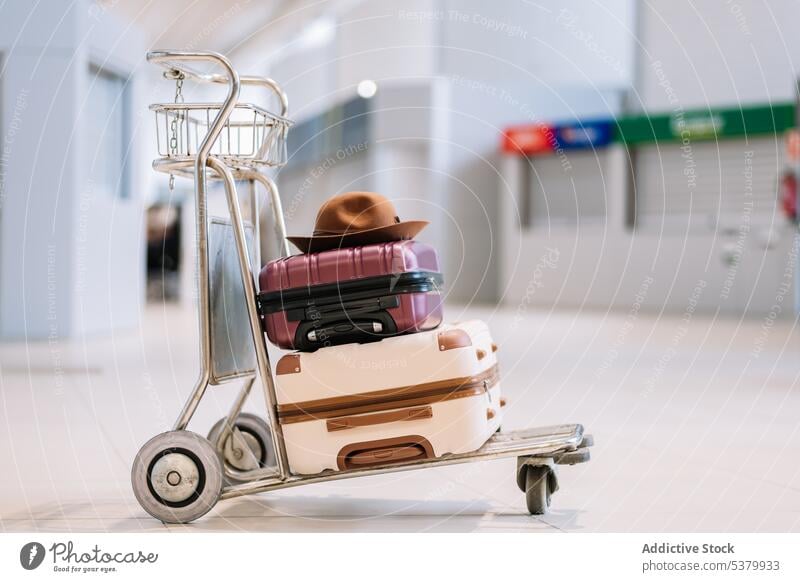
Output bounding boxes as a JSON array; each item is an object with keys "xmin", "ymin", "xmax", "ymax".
[
  {"xmin": 258, "ymin": 271, "xmax": 444, "ymax": 315},
  {"xmin": 277, "ymin": 364, "xmax": 499, "ymax": 425}
]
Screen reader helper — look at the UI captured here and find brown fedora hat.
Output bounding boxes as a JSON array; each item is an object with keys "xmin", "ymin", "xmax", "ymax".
[{"xmin": 288, "ymin": 191, "xmax": 428, "ymax": 253}]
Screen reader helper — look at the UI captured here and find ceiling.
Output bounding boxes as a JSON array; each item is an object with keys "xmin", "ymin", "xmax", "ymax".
[{"xmin": 100, "ymin": 0, "xmax": 292, "ymax": 54}]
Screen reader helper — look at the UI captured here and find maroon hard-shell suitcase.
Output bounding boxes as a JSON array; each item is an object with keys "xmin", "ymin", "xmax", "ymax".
[{"xmin": 258, "ymin": 241, "xmax": 444, "ymax": 351}]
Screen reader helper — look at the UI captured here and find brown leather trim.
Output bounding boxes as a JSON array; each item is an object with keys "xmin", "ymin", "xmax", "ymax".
[
  {"xmin": 486, "ymin": 408, "xmax": 496, "ymax": 420},
  {"xmin": 437, "ymin": 329, "xmax": 472, "ymax": 351},
  {"xmin": 276, "ymin": 354, "xmax": 301, "ymax": 375},
  {"xmin": 281, "ymin": 384, "xmax": 486, "ymax": 425},
  {"xmin": 327, "ymin": 406, "xmax": 432, "ymax": 432},
  {"xmin": 476, "ymin": 348, "xmax": 487, "ymax": 360},
  {"xmin": 277, "ymin": 363, "xmax": 499, "ymax": 425},
  {"xmin": 337, "ymin": 435, "xmax": 434, "ymax": 470},
  {"xmin": 491, "ymin": 342, "xmax": 498, "ymax": 353},
  {"xmin": 500, "ymin": 396, "xmax": 507, "ymax": 408}
]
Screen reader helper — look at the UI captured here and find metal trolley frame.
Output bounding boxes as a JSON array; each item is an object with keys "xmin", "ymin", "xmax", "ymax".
[{"xmin": 131, "ymin": 50, "xmax": 593, "ymax": 524}]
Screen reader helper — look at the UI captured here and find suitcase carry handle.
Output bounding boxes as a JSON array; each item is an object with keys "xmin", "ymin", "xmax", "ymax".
[
  {"xmin": 337, "ymin": 436, "xmax": 435, "ymax": 470},
  {"xmin": 326, "ymin": 406, "xmax": 433, "ymax": 432},
  {"xmin": 346, "ymin": 445, "xmax": 426, "ymax": 466},
  {"xmin": 294, "ymin": 310, "xmax": 399, "ymax": 350}
]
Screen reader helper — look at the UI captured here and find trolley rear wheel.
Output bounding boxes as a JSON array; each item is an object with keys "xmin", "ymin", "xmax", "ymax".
[
  {"xmin": 208, "ymin": 413, "xmax": 274, "ymax": 482},
  {"xmin": 131, "ymin": 431, "xmax": 222, "ymax": 524},
  {"xmin": 524, "ymin": 465, "xmax": 552, "ymax": 515}
]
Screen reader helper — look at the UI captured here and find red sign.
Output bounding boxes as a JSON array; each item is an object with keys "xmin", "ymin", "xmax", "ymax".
[
  {"xmin": 786, "ymin": 129, "xmax": 800, "ymax": 162},
  {"xmin": 780, "ymin": 171, "xmax": 797, "ymax": 222},
  {"xmin": 501, "ymin": 124, "xmax": 554, "ymax": 155}
]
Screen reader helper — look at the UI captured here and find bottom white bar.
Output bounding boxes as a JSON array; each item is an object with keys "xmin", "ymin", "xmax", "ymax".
[{"xmin": 1, "ymin": 533, "xmax": 798, "ymax": 581}]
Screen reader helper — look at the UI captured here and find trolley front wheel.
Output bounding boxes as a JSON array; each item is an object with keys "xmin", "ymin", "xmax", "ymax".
[
  {"xmin": 524, "ymin": 465, "xmax": 552, "ymax": 515},
  {"xmin": 131, "ymin": 431, "xmax": 222, "ymax": 524}
]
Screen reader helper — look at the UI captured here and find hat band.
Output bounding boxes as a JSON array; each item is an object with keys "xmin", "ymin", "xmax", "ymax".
[
  {"xmin": 312, "ymin": 216, "xmax": 402, "ymax": 237},
  {"xmin": 312, "ymin": 229, "xmax": 359, "ymax": 236},
  {"xmin": 312, "ymin": 225, "xmax": 392, "ymax": 236}
]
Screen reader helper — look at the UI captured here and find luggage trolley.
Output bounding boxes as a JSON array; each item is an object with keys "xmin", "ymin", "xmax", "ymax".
[{"xmin": 132, "ymin": 50, "xmax": 593, "ymax": 524}]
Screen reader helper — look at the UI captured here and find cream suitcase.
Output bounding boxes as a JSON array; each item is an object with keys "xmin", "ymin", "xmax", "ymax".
[{"xmin": 274, "ymin": 320, "xmax": 503, "ymax": 475}]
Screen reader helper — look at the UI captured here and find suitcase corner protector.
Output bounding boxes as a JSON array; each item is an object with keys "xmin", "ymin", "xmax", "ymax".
[{"xmin": 276, "ymin": 354, "xmax": 302, "ymax": 375}]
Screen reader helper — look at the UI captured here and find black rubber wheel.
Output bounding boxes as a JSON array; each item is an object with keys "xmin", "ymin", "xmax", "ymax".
[
  {"xmin": 207, "ymin": 413, "xmax": 274, "ymax": 482},
  {"xmin": 525, "ymin": 465, "xmax": 551, "ymax": 515},
  {"xmin": 131, "ymin": 431, "xmax": 222, "ymax": 524}
]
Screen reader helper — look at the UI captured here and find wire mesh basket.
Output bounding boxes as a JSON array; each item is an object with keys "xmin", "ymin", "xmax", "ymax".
[{"xmin": 151, "ymin": 102, "xmax": 292, "ymax": 168}]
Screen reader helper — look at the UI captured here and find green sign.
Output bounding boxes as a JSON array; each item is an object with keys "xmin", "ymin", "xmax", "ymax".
[{"xmin": 615, "ymin": 102, "xmax": 795, "ymax": 144}]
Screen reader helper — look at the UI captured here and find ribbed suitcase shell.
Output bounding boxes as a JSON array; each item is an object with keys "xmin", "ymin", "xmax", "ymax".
[
  {"xmin": 274, "ymin": 320, "xmax": 502, "ymax": 475},
  {"xmin": 258, "ymin": 241, "xmax": 443, "ymax": 350}
]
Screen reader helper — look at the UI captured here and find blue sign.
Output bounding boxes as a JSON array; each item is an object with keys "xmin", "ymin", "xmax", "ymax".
[{"xmin": 554, "ymin": 120, "xmax": 613, "ymax": 150}]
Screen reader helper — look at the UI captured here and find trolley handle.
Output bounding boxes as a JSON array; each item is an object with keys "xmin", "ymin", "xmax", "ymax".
[
  {"xmin": 147, "ymin": 50, "xmax": 240, "ymax": 160},
  {"xmin": 147, "ymin": 50, "xmax": 235, "ymax": 85},
  {"xmin": 148, "ymin": 51, "xmax": 288, "ymax": 118}
]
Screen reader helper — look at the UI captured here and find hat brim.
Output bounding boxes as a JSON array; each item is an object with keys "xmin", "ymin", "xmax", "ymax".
[{"xmin": 287, "ymin": 220, "xmax": 429, "ymax": 254}]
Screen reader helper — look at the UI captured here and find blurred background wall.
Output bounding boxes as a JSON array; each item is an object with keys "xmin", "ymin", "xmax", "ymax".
[
  {"xmin": 1, "ymin": 0, "xmax": 798, "ymax": 340},
  {"xmin": 0, "ymin": 0, "xmax": 145, "ymax": 339}
]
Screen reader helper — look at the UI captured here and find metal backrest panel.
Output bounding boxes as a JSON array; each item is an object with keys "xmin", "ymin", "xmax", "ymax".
[{"xmin": 209, "ymin": 218, "xmax": 258, "ymax": 382}]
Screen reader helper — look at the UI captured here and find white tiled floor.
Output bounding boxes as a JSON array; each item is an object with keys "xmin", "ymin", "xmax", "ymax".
[{"xmin": 1, "ymin": 303, "xmax": 798, "ymax": 532}]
